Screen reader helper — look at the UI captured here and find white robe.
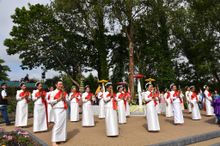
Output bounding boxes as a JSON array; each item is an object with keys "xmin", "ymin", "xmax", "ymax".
[
  {"xmin": 155, "ymin": 97, "xmax": 161, "ymax": 114},
  {"xmin": 68, "ymin": 92, "xmax": 81, "ymax": 122},
  {"xmin": 164, "ymin": 92, "xmax": 173, "ymax": 117},
  {"xmin": 32, "ymin": 90, "xmax": 48, "ymax": 132},
  {"xmin": 46, "ymin": 91, "xmax": 54, "ymax": 122},
  {"xmin": 15, "ymin": 90, "xmax": 31, "ymax": 127},
  {"xmin": 126, "ymin": 101, "xmax": 130, "ymax": 116},
  {"xmin": 180, "ymin": 92, "xmax": 185, "ymax": 110},
  {"xmin": 204, "ymin": 90, "xmax": 214, "ymax": 116},
  {"xmin": 82, "ymin": 92, "xmax": 95, "ymax": 127},
  {"xmin": 142, "ymin": 91, "xmax": 160, "ymax": 131},
  {"xmin": 170, "ymin": 91, "xmax": 184, "ymax": 124},
  {"xmin": 185, "ymin": 91, "xmax": 192, "ymax": 113},
  {"xmin": 159, "ymin": 94, "xmax": 166, "ymax": 114},
  {"xmin": 116, "ymin": 92, "xmax": 126, "ymax": 124},
  {"xmin": 50, "ymin": 89, "xmax": 68, "ymax": 142},
  {"xmin": 189, "ymin": 92, "xmax": 201, "ymax": 120},
  {"xmin": 97, "ymin": 92, "xmax": 105, "ymax": 119},
  {"xmin": 103, "ymin": 91, "xmax": 119, "ymax": 136}
]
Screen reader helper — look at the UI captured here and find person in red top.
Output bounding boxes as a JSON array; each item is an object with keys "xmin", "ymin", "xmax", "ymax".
[
  {"xmin": 68, "ymin": 86, "xmax": 81, "ymax": 122},
  {"xmin": 46, "ymin": 86, "xmax": 54, "ymax": 123},
  {"xmin": 82, "ymin": 85, "xmax": 95, "ymax": 127},
  {"xmin": 189, "ymin": 86, "xmax": 201, "ymax": 120},
  {"xmin": 123, "ymin": 87, "xmax": 131, "ymax": 117},
  {"xmin": 32, "ymin": 82, "xmax": 48, "ymax": 133},
  {"xmin": 15, "ymin": 82, "xmax": 31, "ymax": 127},
  {"xmin": 50, "ymin": 81, "xmax": 68, "ymax": 146}
]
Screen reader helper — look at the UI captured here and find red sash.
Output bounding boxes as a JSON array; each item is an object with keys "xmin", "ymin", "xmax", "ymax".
[
  {"xmin": 71, "ymin": 92, "xmax": 80, "ymax": 103},
  {"xmin": 166, "ymin": 92, "xmax": 172, "ymax": 103},
  {"xmin": 47, "ymin": 93, "xmax": 51, "ymax": 100},
  {"xmin": 35, "ymin": 90, "xmax": 48, "ymax": 127},
  {"xmin": 173, "ymin": 91, "xmax": 182, "ymax": 103},
  {"xmin": 107, "ymin": 93, "xmax": 117, "ymax": 110},
  {"xmin": 145, "ymin": 92, "xmax": 157, "ymax": 106},
  {"xmin": 208, "ymin": 92, "xmax": 211, "ymax": 97},
  {"xmin": 54, "ymin": 90, "xmax": 68, "ymax": 109},
  {"xmin": 19, "ymin": 91, "xmax": 30, "ymax": 103},
  {"xmin": 124, "ymin": 92, "xmax": 130, "ymax": 109},
  {"xmin": 85, "ymin": 92, "xmax": 93, "ymax": 100},
  {"xmin": 191, "ymin": 92, "xmax": 198, "ymax": 101},
  {"xmin": 118, "ymin": 93, "xmax": 127, "ymax": 108}
]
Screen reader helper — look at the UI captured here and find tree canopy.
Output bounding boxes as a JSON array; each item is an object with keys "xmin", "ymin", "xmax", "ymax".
[
  {"xmin": 0, "ymin": 58, "xmax": 10, "ymax": 80},
  {"xmin": 4, "ymin": 0, "xmax": 220, "ymax": 92}
]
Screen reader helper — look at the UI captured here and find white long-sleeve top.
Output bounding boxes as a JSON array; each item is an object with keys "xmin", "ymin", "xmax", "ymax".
[
  {"xmin": 32, "ymin": 89, "xmax": 46, "ymax": 105},
  {"xmin": 204, "ymin": 90, "xmax": 212, "ymax": 101},
  {"xmin": 16, "ymin": 90, "xmax": 31, "ymax": 103},
  {"xmin": 50, "ymin": 89, "xmax": 68, "ymax": 108},
  {"xmin": 68, "ymin": 92, "xmax": 81, "ymax": 103}
]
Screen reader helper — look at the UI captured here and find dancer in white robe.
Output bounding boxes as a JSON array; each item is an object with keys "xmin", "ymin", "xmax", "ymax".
[
  {"xmin": 82, "ymin": 85, "xmax": 95, "ymax": 127},
  {"xmin": 189, "ymin": 86, "xmax": 201, "ymax": 120},
  {"xmin": 116, "ymin": 85, "xmax": 126, "ymax": 124},
  {"xmin": 15, "ymin": 83, "xmax": 31, "ymax": 127},
  {"xmin": 50, "ymin": 81, "xmax": 68, "ymax": 146},
  {"xmin": 204, "ymin": 85, "xmax": 214, "ymax": 116},
  {"xmin": 103, "ymin": 82, "xmax": 119, "ymax": 136},
  {"xmin": 159, "ymin": 92, "xmax": 166, "ymax": 114},
  {"xmin": 185, "ymin": 86, "xmax": 192, "ymax": 113},
  {"xmin": 97, "ymin": 88, "xmax": 105, "ymax": 119},
  {"xmin": 170, "ymin": 84, "xmax": 184, "ymax": 125},
  {"xmin": 164, "ymin": 89, "xmax": 173, "ymax": 118},
  {"xmin": 123, "ymin": 88, "xmax": 131, "ymax": 117},
  {"xmin": 46, "ymin": 86, "xmax": 54, "ymax": 123},
  {"xmin": 142, "ymin": 83, "xmax": 160, "ymax": 131},
  {"xmin": 154, "ymin": 88, "xmax": 161, "ymax": 114},
  {"xmin": 68, "ymin": 86, "xmax": 81, "ymax": 122},
  {"xmin": 32, "ymin": 82, "xmax": 48, "ymax": 132},
  {"xmin": 180, "ymin": 91, "xmax": 185, "ymax": 110}
]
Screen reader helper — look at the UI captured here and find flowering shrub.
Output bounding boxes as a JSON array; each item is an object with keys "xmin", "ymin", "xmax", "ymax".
[{"xmin": 0, "ymin": 128, "xmax": 41, "ymax": 146}]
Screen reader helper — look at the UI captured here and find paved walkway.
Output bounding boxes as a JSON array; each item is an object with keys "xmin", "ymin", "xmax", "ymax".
[{"xmin": 1, "ymin": 111, "xmax": 219, "ymax": 146}]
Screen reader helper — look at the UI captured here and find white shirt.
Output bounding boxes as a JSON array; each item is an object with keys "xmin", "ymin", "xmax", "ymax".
[
  {"xmin": 0, "ymin": 89, "xmax": 7, "ymax": 107},
  {"xmin": 1, "ymin": 89, "xmax": 7, "ymax": 99}
]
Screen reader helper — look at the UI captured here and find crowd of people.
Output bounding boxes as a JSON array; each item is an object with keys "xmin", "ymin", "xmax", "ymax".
[{"xmin": 0, "ymin": 81, "xmax": 220, "ymax": 146}]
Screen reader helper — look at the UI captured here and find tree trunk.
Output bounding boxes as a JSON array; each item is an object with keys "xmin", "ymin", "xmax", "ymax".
[
  {"xmin": 128, "ymin": 41, "xmax": 135, "ymax": 99},
  {"xmin": 126, "ymin": 26, "xmax": 135, "ymax": 99}
]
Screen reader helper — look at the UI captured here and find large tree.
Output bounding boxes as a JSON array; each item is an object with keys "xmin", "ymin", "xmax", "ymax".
[{"xmin": 4, "ymin": 4, "xmax": 92, "ymax": 86}]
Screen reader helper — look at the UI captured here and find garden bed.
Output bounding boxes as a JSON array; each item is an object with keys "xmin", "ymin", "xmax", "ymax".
[{"xmin": 0, "ymin": 128, "xmax": 48, "ymax": 146}]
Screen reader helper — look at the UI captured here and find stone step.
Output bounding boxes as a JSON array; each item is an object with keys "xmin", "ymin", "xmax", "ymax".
[{"xmin": 149, "ymin": 130, "xmax": 220, "ymax": 146}]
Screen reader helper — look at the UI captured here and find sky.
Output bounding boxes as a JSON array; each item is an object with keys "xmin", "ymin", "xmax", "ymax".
[{"xmin": 0, "ymin": 0, "xmax": 64, "ymax": 81}]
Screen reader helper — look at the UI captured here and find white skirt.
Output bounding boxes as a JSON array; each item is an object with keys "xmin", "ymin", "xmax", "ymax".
[
  {"xmin": 156, "ymin": 101, "xmax": 161, "ymax": 114},
  {"xmin": 70, "ymin": 102, "xmax": 80, "ymax": 122},
  {"xmin": 52, "ymin": 108, "xmax": 67, "ymax": 142},
  {"xmin": 82, "ymin": 102, "xmax": 95, "ymax": 127},
  {"xmin": 173, "ymin": 102, "xmax": 184, "ymax": 124},
  {"xmin": 191, "ymin": 101, "xmax": 201, "ymax": 120},
  {"xmin": 99, "ymin": 99, "xmax": 105, "ymax": 119},
  {"xmin": 15, "ymin": 101, "xmax": 28, "ymax": 127},
  {"xmin": 33, "ymin": 104, "xmax": 48, "ymax": 132},
  {"xmin": 160, "ymin": 103, "xmax": 166, "ymax": 114},
  {"xmin": 146, "ymin": 102, "xmax": 160, "ymax": 131},
  {"xmin": 47, "ymin": 104, "xmax": 54, "ymax": 122},
  {"xmin": 166, "ymin": 102, "xmax": 173, "ymax": 117},
  {"xmin": 105, "ymin": 107, "xmax": 119, "ymax": 136},
  {"xmin": 117, "ymin": 100, "xmax": 126, "ymax": 124},
  {"xmin": 126, "ymin": 101, "xmax": 130, "ymax": 116},
  {"xmin": 188, "ymin": 101, "xmax": 192, "ymax": 113},
  {"xmin": 205, "ymin": 99, "xmax": 214, "ymax": 116}
]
